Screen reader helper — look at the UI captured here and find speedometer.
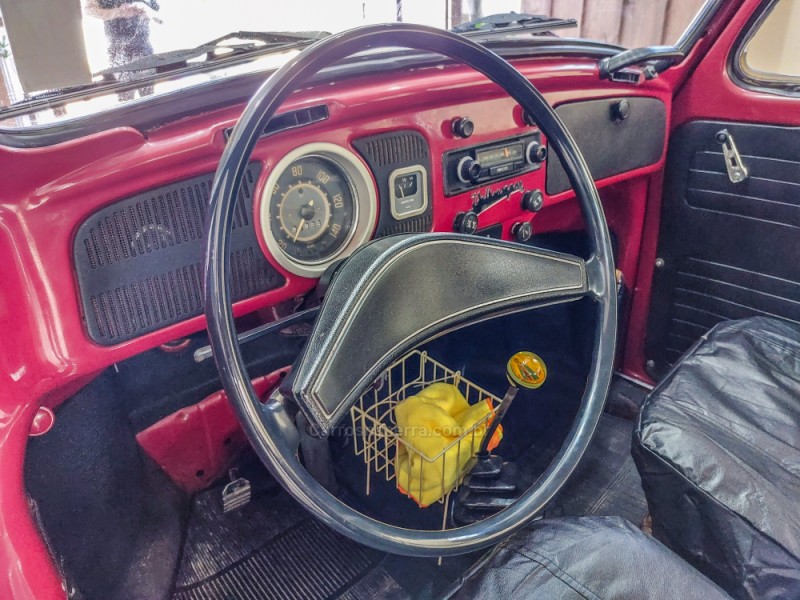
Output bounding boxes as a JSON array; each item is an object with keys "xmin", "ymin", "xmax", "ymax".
[
  {"xmin": 269, "ymin": 156, "xmax": 355, "ymax": 263},
  {"xmin": 259, "ymin": 143, "xmax": 377, "ymax": 278}
]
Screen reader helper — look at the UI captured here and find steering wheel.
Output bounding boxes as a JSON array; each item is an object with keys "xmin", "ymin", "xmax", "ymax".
[{"xmin": 204, "ymin": 23, "xmax": 616, "ymax": 557}]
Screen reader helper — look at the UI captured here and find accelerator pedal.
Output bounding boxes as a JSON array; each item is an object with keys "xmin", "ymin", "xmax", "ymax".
[{"xmin": 221, "ymin": 469, "xmax": 251, "ymax": 513}]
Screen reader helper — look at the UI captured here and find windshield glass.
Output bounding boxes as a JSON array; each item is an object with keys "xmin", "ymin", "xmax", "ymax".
[{"xmin": 0, "ymin": 0, "xmax": 711, "ymax": 128}]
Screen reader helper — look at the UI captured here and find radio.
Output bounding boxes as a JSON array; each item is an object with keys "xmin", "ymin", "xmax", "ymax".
[{"xmin": 444, "ymin": 133, "xmax": 546, "ymax": 196}]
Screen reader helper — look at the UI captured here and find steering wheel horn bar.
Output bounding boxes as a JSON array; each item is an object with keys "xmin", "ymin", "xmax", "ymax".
[
  {"xmin": 284, "ymin": 234, "xmax": 589, "ymax": 436},
  {"xmin": 204, "ymin": 23, "xmax": 616, "ymax": 556}
]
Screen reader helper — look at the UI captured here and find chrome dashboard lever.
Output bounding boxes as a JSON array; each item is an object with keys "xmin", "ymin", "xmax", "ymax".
[{"xmin": 193, "ymin": 306, "xmax": 319, "ymax": 363}]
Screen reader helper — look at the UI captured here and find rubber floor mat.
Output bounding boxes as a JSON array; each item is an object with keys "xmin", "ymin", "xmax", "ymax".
[
  {"xmin": 605, "ymin": 376, "xmax": 650, "ymax": 421},
  {"xmin": 550, "ymin": 413, "xmax": 649, "ymax": 525},
  {"xmin": 172, "ymin": 476, "xmax": 391, "ymax": 600}
]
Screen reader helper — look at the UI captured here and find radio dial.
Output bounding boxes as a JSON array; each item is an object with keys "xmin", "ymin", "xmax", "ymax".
[
  {"xmin": 457, "ymin": 156, "xmax": 483, "ymax": 184},
  {"xmin": 525, "ymin": 141, "xmax": 548, "ymax": 165},
  {"xmin": 444, "ymin": 133, "xmax": 542, "ymax": 195}
]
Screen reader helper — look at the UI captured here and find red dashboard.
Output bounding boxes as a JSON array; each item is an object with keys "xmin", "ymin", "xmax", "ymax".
[
  {"xmin": 1, "ymin": 57, "xmax": 670, "ymax": 407},
  {"xmin": 0, "ymin": 56, "xmax": 670, "ymax": 599}
]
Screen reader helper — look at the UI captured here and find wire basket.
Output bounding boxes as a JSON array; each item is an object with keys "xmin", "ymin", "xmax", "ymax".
[{"xmin": 350, "ymin": 350, "xmax": 503, "ymax": 508}]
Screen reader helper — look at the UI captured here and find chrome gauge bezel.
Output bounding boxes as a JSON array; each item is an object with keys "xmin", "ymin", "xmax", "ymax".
[
  {"xmin": 388, "ymin": 165, "xmax": 429, "ymax": 220},
  {"xmin": 260, "ymin": 142, "xmax": 377, "ymax": 278}
]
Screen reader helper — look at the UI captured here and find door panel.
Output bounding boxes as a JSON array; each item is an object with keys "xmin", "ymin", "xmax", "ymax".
[{"xmin": 645, "ymin": 120, "xmax": 800, "ymax": 377}]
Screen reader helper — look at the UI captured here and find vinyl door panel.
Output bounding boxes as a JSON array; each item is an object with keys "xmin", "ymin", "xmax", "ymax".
[{"xmin": 645, "ymin": 120, "xmax": 800, "ymax": 377}]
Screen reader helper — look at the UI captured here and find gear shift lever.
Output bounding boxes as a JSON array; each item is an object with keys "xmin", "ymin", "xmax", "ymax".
[{"xmin": 452, "ymin": 351, "xmax": 548, "ymax": 525}]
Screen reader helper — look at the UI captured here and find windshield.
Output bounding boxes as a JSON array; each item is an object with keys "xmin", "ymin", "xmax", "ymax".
[{"xmin": 0, "ymin": 0, "xmax": 711, "ymax": 128}]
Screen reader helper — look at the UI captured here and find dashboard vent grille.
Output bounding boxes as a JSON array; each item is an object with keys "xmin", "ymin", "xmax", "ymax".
[
  {"xmin": 75, "ymin": 163, "xmax": 284, "ymax": 345},
  {"xmin": 353, "ymin": 130, "xmax": 433, "ymax": 239},
  {"xmin": 224, "ymin": 104, "xmax": 329, "ymax": 141},
  {"xmin": 375, "ymin": 214, "xmax": 433, "ymax": 237},
  {"xmin": 360, "ymin": 132, "xmax": 430, "ymax": 167},
  {"xmin": 82, "ymin": 175, "xmax": 250, "ymax": 269}
]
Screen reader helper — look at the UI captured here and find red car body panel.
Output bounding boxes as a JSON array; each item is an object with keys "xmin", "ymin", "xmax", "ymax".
[
  {"xmin": 621, "ymin": 0, "xmax": 799, "ymax": 383},
  {"xmin": 136, "ymin": 366, "xmax": 290, "ymax": 493}
]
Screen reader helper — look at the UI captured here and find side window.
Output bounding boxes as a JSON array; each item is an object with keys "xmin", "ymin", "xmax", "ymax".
[{"xmin": 736, "ymin": 0, "xmax": 800, "ymax": 90}]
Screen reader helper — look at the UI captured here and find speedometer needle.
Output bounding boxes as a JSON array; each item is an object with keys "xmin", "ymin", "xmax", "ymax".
[{"xmin": 293, "ymin": 219, "xmax": 306, "ymax": 242}]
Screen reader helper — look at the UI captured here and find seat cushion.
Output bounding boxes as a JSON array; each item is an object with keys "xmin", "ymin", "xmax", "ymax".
[
  {"xmin": 633, "ymin": 317, "xmax": 800, "ymax": 600},
  {"xmin": 445, "ymin": 516, "xmax": 729, "ymax": 599}
]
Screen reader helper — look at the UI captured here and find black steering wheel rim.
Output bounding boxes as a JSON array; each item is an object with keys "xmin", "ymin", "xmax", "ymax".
[{"xmin": 204, "ymin": 23, "xmax": 616, "ymax": 556}]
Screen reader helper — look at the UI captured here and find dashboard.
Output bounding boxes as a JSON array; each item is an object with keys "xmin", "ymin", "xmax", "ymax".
[
  {"xmin": 71, "ymin": 117, "xmax": 554, "ymax": 345},
  {"xmin": 0, "ymin": 56, "xmax": 671, "ymax": 397}
]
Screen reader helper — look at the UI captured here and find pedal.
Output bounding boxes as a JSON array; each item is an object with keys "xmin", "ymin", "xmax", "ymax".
[{"xmin": 222, "ymin": 469, "xmax": 251, "ymax": 513}]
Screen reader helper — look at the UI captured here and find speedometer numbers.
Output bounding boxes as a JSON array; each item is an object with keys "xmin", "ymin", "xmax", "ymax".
[
  {"xmin": 268, "ymin": 156, "xmax": 355, "ymax": 264},
  {"xmin": 260, "ymin": 142, "xmax": 377, "ymax": 278}
]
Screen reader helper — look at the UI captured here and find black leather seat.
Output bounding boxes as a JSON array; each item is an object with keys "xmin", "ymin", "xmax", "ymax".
[
  {"xmin": 633, "ymin": 317, "xmax": 800, "ymax": 599},
  {"xmin": 445, "ymin": 516, "xmax": 729, "ymax": 599}
]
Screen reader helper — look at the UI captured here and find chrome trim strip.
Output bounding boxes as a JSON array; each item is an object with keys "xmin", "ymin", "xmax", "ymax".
[
  {"xmin": 729, "ymin": 0, "xmax": 800, "ymax": 96},
  {"xmin": 676, "ymin": 0, "xmax": 727, "ymax": 54},
  {"xmin": 388, "ymin": 165, "xmax": 429, "ymax": 220}
]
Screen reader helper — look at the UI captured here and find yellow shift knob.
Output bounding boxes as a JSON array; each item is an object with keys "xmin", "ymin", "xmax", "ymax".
[{"xmin": 507, "ymin": 351, "xmax": 547, "ymax": 389}]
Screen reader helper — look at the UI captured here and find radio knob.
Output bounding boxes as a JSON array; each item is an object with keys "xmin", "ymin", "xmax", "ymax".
[
  {"xmin": 451, "ymin": 117, "xmax": 475, "ymax": 139},
  {"xmin": 454, "ymin": 211, "xmax": 479, "ymax": 235},
  {"xmin": 525, "ymin": 141, "xmax": 548, "ymax": 165},
  {"xmin": 457, "ymin": 156, "xmax": 482, "ymax": 184},
  {"xmin": 522, "ymin": 189, "xmax": 544, "ymax": 213},
  {"xmin": 512, "ymin": 221, "xmax": 533, "ymax": 243}
]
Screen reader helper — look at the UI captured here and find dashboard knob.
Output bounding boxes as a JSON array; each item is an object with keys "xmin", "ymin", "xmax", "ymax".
[
  {"xmin": 457, "ymin": 156, "xmax": 482, "ymax": 184},
  {"xmin": 454, "ymin": 211, "xmax": 479, "ymax": 235},
  {"xmin": 451, "ymin": 117, "xmax": 475, "ymax": 138},
  {"xmin": 512, "ymin": 221, "xmax": 533, "ymax": 243},
  {"xmin": 522, "ymin": 110, "xmax": 537, "ymax": 127},
  {"xmin": 525, "ymin": 141, "xmax": 548, "ymax": 165},
  {"xmin": 522, "ymin": 189, "xmax": 544, "ymax": 213},
  {"xmin": 610, "ymin": 99, "xmax": 630, "ymax": 122}
]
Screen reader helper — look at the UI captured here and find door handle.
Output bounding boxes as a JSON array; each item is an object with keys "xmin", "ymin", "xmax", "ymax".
[{"xmin": 716, "ymin": 129, "xmax": 749, "ymax": 184}]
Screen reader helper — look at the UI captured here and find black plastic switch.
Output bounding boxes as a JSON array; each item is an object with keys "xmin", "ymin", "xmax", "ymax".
[
  {"xmin": 451, "ymin": 117, "xmax": 475, "ymax": 138},
  {"xmin": 454, "ymin": 211, "xmax": 479, "ymax": 234}
]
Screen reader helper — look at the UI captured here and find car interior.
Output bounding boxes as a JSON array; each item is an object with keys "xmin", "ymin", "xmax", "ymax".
[{"xmin": 1, "ymin": 0, "xmax": 799, "ymax": 598}]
